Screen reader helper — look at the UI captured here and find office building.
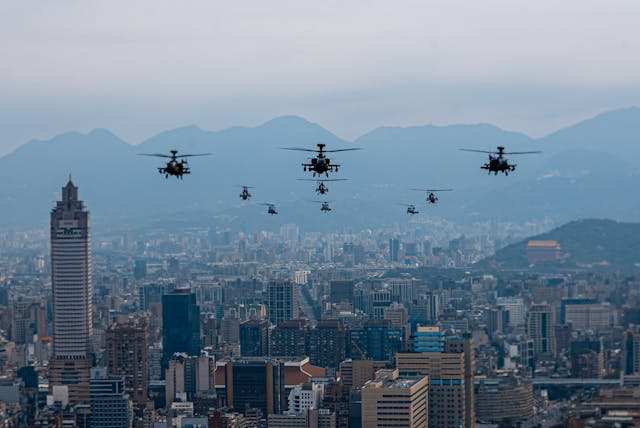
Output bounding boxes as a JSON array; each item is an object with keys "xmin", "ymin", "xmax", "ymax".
[
  {"xmin": 288, "ymin": 382, "xmax": 323, "ymax": 414},
  {"xmin": 526, "ymin": 304, "xmax": 555, "ymax": 358},
  {"xmin": 165, "ymin": 352, "xmax": 215, "ymax": 407},
  {"xmin": 389, "ymin": 238, "xmax": 400, "ymax": 262},
  {"xmin": 625, "ymin": 327, "xmax": 640, "ymax": 375},
  {"xmin": 496, "ymin": 297, "xmax": 525, "ymax": 327},
  {"xmin": 475, "ymin": 377, "xmax": 534, "ymax": 424},
  {"xmin": 361, "ymin": 369, "xmax": 429, "ymax": 428},
  {"xmin": 413, "ymin": 326, "xmax": 444, "ymax": 353},
  {"xmin": 162, "ymin": 288, "xmax": 201, "ymax": 372},
  {"xmin": 268, "ymin": 280, "xmax": 300, "ymax": 326},
  {"xmin": 240, "ymin": 320, "xmax": 269, "ymax": 357},
  {"xmin": 106, "ymin": 315, "xmax": 149, "ymax": 425},
  {"xmin": 224, "ymin": 357, "xmax": 286, "ymax": 416},
  {"xmin": 49, "ymin": 179, "xmax": 93, "ymax": 405},
  {"xmin": 350, "ymin": 319, "xmax": 403, "ymax": 362},
  {"xmin": 329, "ymin": 280, "xmax": 354, "ymax": 305},
  {"xmin": 396, "ymin": 344, "xmax": 473, "ymax": 428},
  {"xmin": 90, "ymin": 368, "xmax": 132, "ymax": 428},
  {"xmin": 339, "ymin": 359, "xmax": 375, "ymax": 395}
]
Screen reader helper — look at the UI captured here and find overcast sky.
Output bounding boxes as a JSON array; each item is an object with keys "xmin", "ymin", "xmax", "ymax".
[{"xmin": 1, "ymin": 0, "xmax": 639, "ymax": 155}]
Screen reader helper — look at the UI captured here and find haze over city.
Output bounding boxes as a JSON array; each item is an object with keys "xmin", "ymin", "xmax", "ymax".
[
  {"xmin": 1, "ymin": 2, "xmax": 640, "ymax": 428},
  {"xmin": 2, "ymin": 1, "xmax": 640, "ymax": 154}
]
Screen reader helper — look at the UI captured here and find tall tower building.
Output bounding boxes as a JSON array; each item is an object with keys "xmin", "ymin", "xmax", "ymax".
[
  {"xmin": 388, "ymin": 238, "xmax": 400, "ymax": 262},
  {"xmin": 106, "ymin": 315, "xmax": 149, "ymax": 426},
  {"xmin": 526, "ymin": 304, "xmax": 555, "ymax": 358},
  {"xmin": 267, "ymin": 280, "xmax": 299, "ymax": 326},
  {"xmin": 624, "ymin": 326, "xmax": 640, "ymax": 375},
  {"xmin": 49, "ymin": 178, "xmax": 93, "ymax": 405},
  {"xmin": 162, "ymin": 288, "xmax": 201, "ymax": 374}
]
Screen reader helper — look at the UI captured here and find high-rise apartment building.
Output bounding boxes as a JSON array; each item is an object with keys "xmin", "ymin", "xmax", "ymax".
[
  {"xmin": 361, "ymin": 369, "xmax": 429, "ymax": 428},
  {"xmin": 526, "ymin": 304, "xmax": 555, "ymax": 358},
  {"xmin": 162, "ymin": 289, "xmax": 201, "ymax": 373},
  {"xmin": 106, "ymin": 315, "xmax": 149, "ymax": 425},
  {"xmin": 308, "ymin": 319, "xmax": 348, "ymax": 370},
  {"xmin": 49, "ymin": 179, "xmax": 93, "ymax": 405},
  {"xmin": 268, "ymin": 280, "xmax": 299, "ymax": 326},
  {"xmin": 270, "ymin": 319, "xmax": 308, "ymax": 357}
]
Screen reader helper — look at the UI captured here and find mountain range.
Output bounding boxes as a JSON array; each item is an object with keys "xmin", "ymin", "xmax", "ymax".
[{"xmin": 1, "ymin": 107, "xmax": 640, "ymax": 232}]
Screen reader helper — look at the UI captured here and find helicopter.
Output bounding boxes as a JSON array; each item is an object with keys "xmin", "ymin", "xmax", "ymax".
[
  {"xmin": 313, "ymin": 201, "xmax": 332, "ymax": 213},
  {"xmin": 297, "ymin": 178, "xmax": 347, "ymax": 195},
  {"xmin": 239, "ymin": 186, "xmax": 253, "ymax": 200},
  {"xmin": 412, "ymin": 188, "xmax": 453, "ymax": 204},
  {"xmin": 138, "ymin": 150, "xmax": 211, "ymax": 179},
  {"xmin": 281, "ymin": 143, "xmax": 361, "ymax": 177},
  {"xmin": 262, "ymin": 203, "xmax": 278, "ymax": 215},
  {"xmin": 460, "ymin": 146, "xmax": 541, "ymax": 175},
  {"xmin": 400, "ymin": 204, "xmax": 419, "ymax": 215}
]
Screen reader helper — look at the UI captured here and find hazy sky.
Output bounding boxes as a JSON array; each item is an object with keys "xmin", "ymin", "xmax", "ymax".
[{"xmin": 1, "ymin": 0, "xmax": 639, "ymax": 155}]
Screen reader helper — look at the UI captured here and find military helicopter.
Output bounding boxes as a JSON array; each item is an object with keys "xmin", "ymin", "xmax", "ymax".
[
  {"xmin": 400, "ymin": 204, "xmax": 419, "ymax": 215},
  {"xmin": 239, "ymin": 186, "xmax": 253, "ymax": 201},
  {"xmin": 262, "ymin": 203, "xmax": 278, "ymax": 215},
  {"xmin": 281, "ymin": 143, "xmax": 361, "ymax": 177},
  {"xmin": 412, "ymin": 188, "xmax": 453, "ymax": 204},
  {"xmin": 138, "ymin": 150, "xmax": 211, "ymax": 179},
  {"xmin": 313, "ymin": 201, "xmax": 332, "ymax": 213},
  {"xmin": 297, "ymin": 178, "xmax": 347, "ymax": 195},
  {"xmin": 460, "ymin": 146, "xmax": 541, "ymax": 175}
]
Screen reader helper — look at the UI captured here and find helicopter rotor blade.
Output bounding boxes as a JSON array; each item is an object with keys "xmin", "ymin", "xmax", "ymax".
[
  {"xmin": 176, "ymin": 153, "xmax": 212, "ymax": 158},
  {"xmin": 323, "ymin": 148, "xmax": 362, "ymax": 153},
  {"xmin": 411, "ymin": 188, "xmax": 453, "ymax": 192},
  {"xmin": 138, "ymin": 153, "xmax": 173, "ymax": 158},
  {"xmin": 502, "ymin": 151, "xmax": 542, "ymax": 155},
  {"xmin": 280, "ymin": 147, "xmax": 318, "ymax": 152},
  {"xmin": 459, "ymin": 148, "xmax": 496, "ymax": 154},
  {"xmin": 297, "ymin": 178, "xmax": 348, "ymax": 182}
]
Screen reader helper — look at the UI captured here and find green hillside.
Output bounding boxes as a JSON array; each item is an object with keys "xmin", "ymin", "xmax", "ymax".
[{"xmin": 481, "ymin": 219, "xmax": 640, "ymax": 271}]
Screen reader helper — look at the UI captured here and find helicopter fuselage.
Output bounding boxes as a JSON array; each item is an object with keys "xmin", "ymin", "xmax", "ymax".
[
  {"xmin": 159, "ymin": 160, "xmax": 189, "ymax": 178},
  {"xmin": 482, "ymin": 156, "xmax": 516, "ymax": 175}
]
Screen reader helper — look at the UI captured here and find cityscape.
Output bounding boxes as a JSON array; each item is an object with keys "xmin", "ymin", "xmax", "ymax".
[
  {"xmin": 0, "ymin": 177, "xmax": 639, "ymax": 427},
  {"xmin": 2, "ymin": 2, "xmax": 640, "ymax": 428}
]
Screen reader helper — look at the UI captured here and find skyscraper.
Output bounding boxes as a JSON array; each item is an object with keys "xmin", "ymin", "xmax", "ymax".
[
  {"xmin": 526, "ymin": 304, "xmax": 555, "ymax": 358},
  {"xmin": 49, "ymin": 178, "xmax": 93, "ymax": 405},
  {"xmin": 162, "ymin": 289, "xmax": 201, "ymax": 374},
  {"xmin": 106, "ymin": 315, "xmax": 149, "ymax": 426},
  {"xmin": 388, "ymin": 238, "xmax": 400, "ymax": 262},
  {"xmin": 267, "ymin": 280, "xmax": 299, "ymax": 326},
  {"xmin": 624, "ymin": 326, "xmax": 640, "ymax": 375}
]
